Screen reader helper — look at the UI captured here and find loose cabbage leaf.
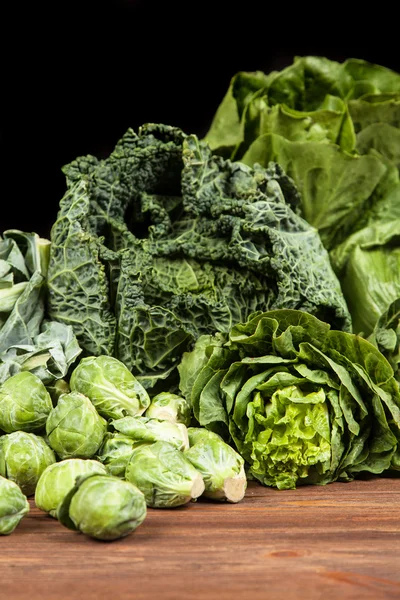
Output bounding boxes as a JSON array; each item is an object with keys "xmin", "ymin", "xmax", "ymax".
[
  {"xmin": 0, "ymin": 231, "xmax": 82, "ymax": 386},
  {"xmin": 0, "ymin": 321, "xmax": 82, "ymax": 385},
  {"xmin": 0, "ymin": 231, "xmax": 51, "ymax": 353}
]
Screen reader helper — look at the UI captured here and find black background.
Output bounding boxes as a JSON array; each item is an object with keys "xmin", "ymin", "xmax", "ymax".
[{"xmin": 2, "ymin": 1, "xmax": 399, "ymax": 238}]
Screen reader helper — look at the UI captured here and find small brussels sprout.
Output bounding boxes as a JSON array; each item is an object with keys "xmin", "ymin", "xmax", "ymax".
[
  {"xmin": 97, "ymin": 433, "xmax": 139, "ymax": 478},
  {"xmin": 70, "ymin": 356, "xmax": 150, "ymax": 420},
  {"xmin": 187, "ymin": 427, "xmax": 224, "ymax": 447},
  {"xmin": 46, "ymin": 379, "xmax": 70, "ymax": 405},
  {"xmin": 0, "ymin": 431, "xmax": 56, "ymax": 496},
  {"xmin": 57, "ymin": 473, "xmax": 147, "ymax": 540},
  {"xmin": 35, "ymin": 458, "xmax": 107, "ymax": 517},
  {"xmin": 0, "ymin": 475, "xmax": 30, "ymax": 535},
  {"xmin": 125, "ymin": 441, "xmax": 204, "ymax": 508},
  {"xmin": 111, "ymin": 416, "xmax": 189, "ymax": 452},
  {"xmin": 46, "ymin": 392, "xmax": 107, "ymax": 459},
  {"xmin": 185, "ymin": 437, "xmax": 247, "ymax": 503},
  {"xmin": 145, "ymin": 392, "xmax": 192, "ymax": 426},
  {"xmin": 0, "ymin": 371, "xmax": 53, "ymax": 433}
]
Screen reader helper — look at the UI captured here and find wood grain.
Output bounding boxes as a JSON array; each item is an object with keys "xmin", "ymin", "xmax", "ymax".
[{"xmin": 1, "ymin": 477, "xmax": 400, "ymax": 600}]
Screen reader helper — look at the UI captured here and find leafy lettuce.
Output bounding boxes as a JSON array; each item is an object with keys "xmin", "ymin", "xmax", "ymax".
[
  {"xmin": 179, "ymin": 309, "xmax": 400, "ymax": 489},
  {"xmin": 47, "ymin": 124, "xmax": 350, "ymax": 390}
]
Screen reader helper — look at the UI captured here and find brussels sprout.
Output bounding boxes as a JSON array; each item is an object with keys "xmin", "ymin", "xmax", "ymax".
[
  {"xmin": 57, "ymin": 473, "xmax": 147, "ymax": 540},
  {"xmin": 145, "ymin": 392, "xmax": 192, "ymax": 426},
  {"xmin": 111, "ymin": 416, "xmax": 189, "ymax": 452},
  {"xmin": 0, "ymin": 431, "xmax": 56, "ymax": 495},
  {"xmin": 0, "ymin": 475, "xmax": 30, "ymax": 535},
  {"xmin": 46, "ymin": 379, "xmax": 70, "ymax": 404},
  {"xmin": 185, "ymin": 438, "xmax": 247, "ymax": 503},
  {"xmin": 187, "ymin": 427, "xmax": 224, "ymax": 447},
  {"xmin": 46, "ymin": 392, "xmax": 107, "ymax": 459},
  {"xmin": 0, "ymin": 371, "xmax": 52, "ymax": 433},
  {"xmin": 35, "ymin": 458, "xmax": 107, "ymax": 517},
  {"xmin": 70, "ymin": 356, "xmax": 150, "ymax": 420},
  {"xmin": 125, "ymin": 441, "xmax": 204, "ymax": 508},
  {"xmin": 97, "ymin": 433, "xmax": 139, "ymax": 478}
]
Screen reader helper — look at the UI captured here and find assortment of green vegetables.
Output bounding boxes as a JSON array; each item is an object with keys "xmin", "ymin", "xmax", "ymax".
[{"xmin": 1, "ymin": 55, "xmax": 400, "ymax": 541}]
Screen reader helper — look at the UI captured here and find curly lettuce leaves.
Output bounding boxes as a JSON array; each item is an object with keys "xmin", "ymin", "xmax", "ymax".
[
  {"xmin": 179, "ymin": 309, "xmax": 400, "ymax": 489},
  {"xmin": 47, "ymin": 124, "xmax": 350, "ymax": 390}
]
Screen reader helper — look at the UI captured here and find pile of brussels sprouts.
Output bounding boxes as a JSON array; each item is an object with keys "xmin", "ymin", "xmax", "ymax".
[{"xmin": 0, "ymin": 356, "xmax": 246, "ymax": 540}]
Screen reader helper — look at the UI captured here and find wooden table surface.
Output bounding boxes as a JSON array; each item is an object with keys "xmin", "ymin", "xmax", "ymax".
[{"xmin": 2, "ymin": 477, "xmax": 400, "ymax": 600}]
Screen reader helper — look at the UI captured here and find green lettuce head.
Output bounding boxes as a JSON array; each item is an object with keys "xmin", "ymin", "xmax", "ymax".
[
  {"xmin": 0, "ymin": 475, "xmax": 30, "ymax": 535},
  {"xmin": 57, "ymin": 473, "xmax": 147, "ymax": 541},
  {"xmin": 180, "ymin": 309, "xmax": 400, "ymax": 490},
  {"xmin": 185, "ymin": 430, "xmax": 247, "ymax": 503},
  {"xmin": 0, "ymin": 371, "xmax": 53, "ymax": 433},
  {"xmin": 0, "ymin": 431, "xmax": 56, "ymax": 495},
  {"xmin": 46, "ymin": 392, "xmax": 107, "ymax": 459},
  {"xmin": 35, "ymin": 458, "xmax": 107, "ymax": 517},
  {"xmin": 110, "ymin": 416, "xmax": 189, "ymax": 452},
  {"xmin": 145, "ymin": 392, "xmax": 192, "ymax": 426},
  {"xmin": 125, "ymin": 441, "xmax": 204, "ymax": 508},
  {"xmin": 70, "ymin": 356, "xmax": 150, "ymax": 419},
  {"xmin": 97, "ymin": 433, "xmax": 139, "ymax": 478}
]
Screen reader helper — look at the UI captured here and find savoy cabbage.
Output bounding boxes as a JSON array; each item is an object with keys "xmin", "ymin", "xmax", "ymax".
[{"xmin": 47, "ymin": 124, "xmax": 350, "ymax": 389}]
